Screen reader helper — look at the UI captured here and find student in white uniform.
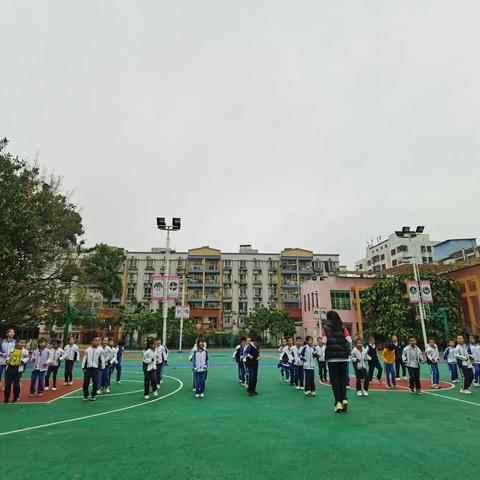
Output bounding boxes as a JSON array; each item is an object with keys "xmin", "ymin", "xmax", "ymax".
[
  {"xmin": 81, "ymin": 336, "xmax": 103, "ymax": 401},
  {"xmin": 45, "ymin": 339, "xmax": 65, "ymax": 391},
  {"xmin": 143, "ymin": 338, "xmax": 158, "ymax": 400},
  {"xmin": 63, "ymin": 336, "xmax": 80, "ymax": 385}
]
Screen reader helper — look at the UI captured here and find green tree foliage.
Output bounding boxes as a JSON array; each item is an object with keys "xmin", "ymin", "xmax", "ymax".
[
  {"xmin": 0, "ymin": 139, "xmax": 84, "ymax": 326},
  {"xmin": 245, "ymin": 306, "xmax": 296, "ymax": 342},
  {"xmin": 82, "ymin": 243, "xmax": 125, "ymax": 304},
  {"xmin": 362, "ymin": 272, "xmax": 464, "ymax": 344}
]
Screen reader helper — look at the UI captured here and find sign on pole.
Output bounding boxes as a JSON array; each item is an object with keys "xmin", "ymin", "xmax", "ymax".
[
  {"xmin": 313, "ymin": 307, "xmax": 327, "ymax": 320},
  {"xmin": 420, "ymin": 280, "xmax": 433, "ymax": 303},
  {"xmin": 152, "ymin": 275, "xmax": 180, "ymax": 301},
  {"xmin": 407, "ymin": 280, "xmax": 420, "ymax": 304},
  {"xmin": 175, "ymin": 306, "xmax": 190, "ymax": 319}
]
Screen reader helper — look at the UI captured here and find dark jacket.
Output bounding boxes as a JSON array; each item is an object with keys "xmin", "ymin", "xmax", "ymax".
[
  {"xmin": 324, "ymin": 325, "xmax": 349, "ymax": 361},
  {"xmin": 367, "ymin": 344, "xmax": 379, "ymax": 362},
  {"xmin": 392, "ymin": 342, "xmax": 404, "ymax": 361},
  {"xmin": 245, "ymin": 344, "xmax": 259, "ymax": 368}
]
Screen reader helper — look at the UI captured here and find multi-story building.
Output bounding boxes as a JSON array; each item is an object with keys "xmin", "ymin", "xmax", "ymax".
[
  {"xmin": 122, "ymin": 245, "xmax": 340, "ymax": 332},
  {"xmin": 434, "ymin": 238, "xmax": 478, "ymax": 264},
  {"xmin": 355, "ymin": 232, "xmax": 437, "ymax": 272}
]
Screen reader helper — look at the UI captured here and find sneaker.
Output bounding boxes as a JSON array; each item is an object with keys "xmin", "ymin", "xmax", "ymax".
[
  {"xmin": 37, "ymin": 393, "xmax": 43, "ymax": 397},
  {"xmin": 334, "ymin": 402, "xmax": 343, "ymax": 413},
  {"xmin": 195, "ymin": 394, "xmax": 200, "ymax": 398},
  {"xmin": 29, "ymin": 394, "xmax": 34, "ymax": 398},
  {"xmin": 52, "ymin": 387, "xmax": 57, "ymax": 391},
  {"xmin": 89, "ymin": 396, "xmax": 96, "ymax": 401},
  {"xmin": 357, "ymin": 391, "xmax": 363, "ymax": 397},
  {"xmin": 192, "ymin": 388, "xmax": 196, "ymax": 392},
  {"xmin": 96, "ymin": 390, "xmax": 102, "ymax": 395},
  {"xmin": 416, "ymin": 390, "xmax": 424, "ymax": 395},
  {"xmin": 68, "ymin": 381, "xmax": 73, "ymax": 385},
  {"xmin": 311, "ymin": 391, "xmax": 317, "ymax": 396},
  {"xmin": 432, "ymin": 384, "xmax": 439, "ymax": 389},
  {"xmin": 461, "ymin": 389, "xmax": 472, "ymax": 394},
  {"xmin": 305, "ymin": 391, "xmax": 311, "ymax": 396},
  {"xmin": 385, "ymin": 384, "xmax": 392, "ymax": 389},
  {"xmin": 63, "ymin": 382, "xmax": 68, "ymax": 386},
  {"xmin": 12, "ymin": 398, "xmax": 18, "ymax": 403},
  {"xmin": 200, "ymin": 393, "xmax": 204, "ymax": 398},
  {"xmin": 157, "ymin": 384, "xmax": 161, "ymax": 388},
  {"xmin": 474, "ymin": 382, "xmax": 480, "ymax": 387},
  {"xmin": 144, "ymin": 395, "xmax": 150, "ymax": 400},
  {"xmin": 392, "ymin": 385, "xmax": 397, "ymax": 389},
  {"xmin": 153, "ymin": 391, "xmax": 158, "ymax": 397},
  {"xmin": 116, "ymin": 381, "xmax": 121, "ymax": 384},
  {"xmin": 363, "ymin": 391, "xmax": 369, "ymax": 397},
  {"xmin": 248, "ymin": 391, "xmax": 255, "ymax": 397},
  {"xmin": 160, "ymin": 380, "xmax": 163, "ymax": 384},
  {"xmin": 296, "ymin": 386, "xmax": 301, "ymax": 390},
  {"xmin": 44, "ymin": 387, "xmax": 49, "ymax": 391},
  {"xmin": 342, "ymin": 400, "xmax": 348, "ymax": 412},
  {"xmin": 105, "ymin": 388, "xmax": 110, "ymax": 394},
  {"xmin": 83, "ymin": 397, "xmax": 89, "ymax": 401},
  {"xmin": 402, "ymin": 376, "xmax": 407, "ymax": 380},
  {"xmin": 377, "ymin": 379, "xmax": 383, "ymax": 384},
  {"xmin": 300, "ymin": 387, "xmax": 305, "ymax": 390},
  {"xmin": 410, "ymin": 389, "xmax": 415, "ymax": 393}
]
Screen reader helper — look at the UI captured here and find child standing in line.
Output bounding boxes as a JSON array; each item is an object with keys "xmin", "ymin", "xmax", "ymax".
[
  {"xmin": 425, "ymin": 338, "xmax": 441, "ymax": 389},
  {"xmin": 63, "ymin": 336, "xmax": 80, "ymax": 385},
  {"xmin": 81, "ymin": 336, "xmax": 103, "ymax": 401},
  {"xmin": 45, "ymin": 339, "xmax": 65, "ymax": 391},
  {"xmin": 241, "ymin": 337, "xmax": 251, "ymax": 387},
  {"xmin": 443, "ymin": 339, "xmax": 459, "ymax": 383},
  {"xmin": 143, "ymin": 338, "xmax": 158, "ymax": 400},
  {"xmin": 292, "ymin": 337, "xmax": 304, "ymax": 390},
  {"xmin": 278, "ymin": 338, "xmax": 288, "ymax": 380},
  {"xmin": 245, "ymin": 336, "xmax": 261, "ymax": 397},
  {"xmin": 193, "ymin": 339, "xmax": 208, "ymax": 398},
  {"xmin": 455, "ymin": 335, "xmax": 474, "ymax": 394},
  {"xmin": 155, "ymin": 338, "xmax": 167, "ymax": 388},
  {"xmin": 391, "ymin": 335, "xmax": 407, "ymax": 380},
  {"xmin": 233, "ymin": 337, "xmax": 247, "ymax": 384},
  {"xmin": 367, "ymin": 336, "xmax": 383, "ymax": 383},
  {"xmin": 112, "ymin": 340, "xmax": 124, "ymax": 384},
  {"xmin": 350, "ymin": 338, "xmax": 371, "ymax": 397},
  {"xmin": 98, "ymin": 337, "xmax": 112, "ymax": 395},
  {"xmin": 300, "ymin": 336, "xmax": 318, "ymax": 396},
  {"xmin": 402, "ymin": 337, "xmax": 424, "ymax": 395},
  {"xmin": 30, "ymin": 338, "xmax": 50, "ymax": 397},
  {"xmin": 382, "ymin": 344, "xmax": 396, "ymax": 388},
  {"xmin": 316, "ymin": 338, "xmax": 327, "ymax": 383},
  {"xmin": 4, "ymin": 338, "xmax": 29, "ymax": 403},
  {"xmin": 280, "ymin": 337, "xmax": 295, "ymax": 386},
  {"xmin": 467, "ymin": 335, "xmax": 480, "ymax": 387},
  {"xmin": 0, "ymin": 328, "xmax": 16, "ymax": 390},
  {"xmin": 108, "ymin": 339, "xmax": 118, "ymax": 383}
]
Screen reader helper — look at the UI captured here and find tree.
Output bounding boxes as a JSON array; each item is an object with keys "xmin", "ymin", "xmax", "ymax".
[
  {"xmin": 362, "ymin": 272, "xmax": 464, "ymax": 344},
  {"xmin": 0, "ymin": 139, "xmax": 84, "ymax": 327},
  {"xmin": 82, "ymin": 243, "xmax": 125, "ymax": 304},
  {"xmin": 245, "ymin": 306, "xmax": 296, "ymax": 343}
]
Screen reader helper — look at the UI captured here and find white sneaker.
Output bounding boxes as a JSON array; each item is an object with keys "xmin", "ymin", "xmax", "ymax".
[
  {"xmin": 200, "ymin": 393, "xmax": 204, "ymax": 398},
  {"xmin": 63, "ymin": 382, "xmax": 68, "ymax": 386},
  {"xmin": 195, "ymin": 394, "xmax": 200, "ymax": 398},
  {"xmin": 68, "ymin": 381, "xmax": 73, "ymax": 385},
  {"xmin": 96, "ymin": 390, "xmax": 102, "ymax": 395},
  {"xmin": 464, "ymin": 389, "xmax": 472, "ymax": 394},
  {"xmin": 402, "ymin": 376, "xmax": 407, "ymax": 380},
  {"xmin": 144, "ymin": 395, "xmax": 150, "ymax": 400},
  {"xmin": 44, "ymin": 387, "xmax": 49, "ymax": 391},
  {"xmin": 160, "ymin": 380, "xmax": 163, "ymax": 384},
  {"xmin": 105, "ymin": 388, "xmax": 110, "ymax": 394},
  {"xmin": 153, "ymin": 391, "xmax": 158, "ymax": 397},
  {"xmin": 357, "ymin": 391, "xmax": 362, "ymax": 397},
  {"xmin": 363, "ymin": 391, "xmax": 369, "ymax": 397},
  {"xmin": 296, "ymin": 386, "xmax": 301, "ymax": 390},
  {"xmin": 157, "ymin": 384, "xmax": 161, "ymax": 388},
  {"xmin": 52, "ymin": 387, "xmax": 57, "ymax": 391},
  {"xmin": 311, "ymin": 391, "xmax": 317, "ymax": 396},
  {"xmin": 304, "ymin": 391, "xmax": 311, "ymax": 396},
  {"xmin": 116, "ymin": 381, "xmax": 121, "ymax": 384},
  {"xmin": 300, "ymin": 387, "xmax": 305, "ymax": 390},
  {"xmin": 192, "ymin": 388, "xmax": 196, "ymax": 392}
]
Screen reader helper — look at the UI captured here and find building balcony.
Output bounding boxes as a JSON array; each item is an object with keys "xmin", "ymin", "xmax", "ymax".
[
  {"xmin": 187, "ymin": 283, "xmax": 205, "ymax": 289},
  {"xmin": 281, "ymin": 269, "xmax": 299, "ymax": 274},
  {"xmin": 282, "ymin": 284, "xmax": 299, "ymax": 289},
  {"xmin": 204, "ymin": 283, "xmax": 221, "ymax": 288}
]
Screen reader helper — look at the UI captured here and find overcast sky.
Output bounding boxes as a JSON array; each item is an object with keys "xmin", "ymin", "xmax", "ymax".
[{"xmin": 1, "ymin": 1, "xmax": 479, "ymax": 267}]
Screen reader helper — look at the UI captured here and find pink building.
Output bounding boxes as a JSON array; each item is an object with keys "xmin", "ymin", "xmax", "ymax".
[{"xmin": 300, "ymin": 276, "xmax": 380, "ymax": 339}]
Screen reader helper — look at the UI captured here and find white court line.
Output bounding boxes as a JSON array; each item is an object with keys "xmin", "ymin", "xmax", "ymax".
[
  {"xmin": 0, "ymin": 375, "xmax": 183, "ymax": 437},
  {"xmin": 47, "ymin": 387, "xmax": 83, "ymax": 403},
  {"xmin": 424, "ymin": 391, "xmax": 480, "ymax": 406},
  {"xmin": 60, "ymin": 380, "xmax": 145, "ymax": 399}
]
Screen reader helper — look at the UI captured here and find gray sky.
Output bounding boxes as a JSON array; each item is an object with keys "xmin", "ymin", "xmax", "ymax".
[{"xmin": 2, "ymin": 1, "xmax": 479, "ymax": 268}]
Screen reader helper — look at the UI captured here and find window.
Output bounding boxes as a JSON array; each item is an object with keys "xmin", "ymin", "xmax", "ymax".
[
  {"xmin": 303, "ymin": 295, "xmax": 307, "ymax": 312},
  {"xmin": 421, "ymin": 246, "xmax": 426, "ymax": 253},
  {"xmin": 307, "ymin": 294, "xmax": 311, "ymax": 311},
  {"xmin": 239, "ymin": 302, "xmax": 248, "ymax": 314},
  {"xmin": 239, "ymin": 260, "xmax": 247, "ymax": 269},
  {"xmin": 422, "ymin": 257, "xmax": 428, "ymax": 263},
  {"xmin": 223, "ymin": 302, "xmax": 232, "ymax": 312},
  {"xmin": 392, "ymin": 260, "xmax": 397, "ymax": 266},
  {"xmin": 127, "ymin": 286, "xmax": 135, "ymax": 297},
  {"xmin": 128, "ymin": 273, "xmax": 137, "ymax": 283},
  {"xmin": 223, "ymin": 260, "xmax": 232, "ymax": 268},
  {"xmin": 254, "ymin": 287, "xmax": 262, "ymax": 297},
  {"xmin": 239, "ymin": 288, "xmax": 247, "ymax": 298},
  {"xmin": 330, "ymin": 290, "xmax": 351, "ymax": 310},
  {"xmin": 381, "ymin": 254, "xmax": 385, "ymax": 260},
  {"xmin": 427, "ymin": 246, "xmax": 432, "ymax": 252},
  {"xmin": 145, "ymin": 258, "xmax": 154, "ymax": 269},
  {"xmin": 223, "ymin": 317, "xmax": 231, "ymax": 327},
  {"xmin": 428, "ymin": 257, "xmax": 433, "ymax": 263},
  {"xmin": 239, "ymin": 274, "xmax": 247, "ymax": 283},
  {"xmin": 129, "ymin": 259, "xmax": 138, "ymax": 269},
  {"xmin": 391, "ymin": 249, "xmax": 396, "ymax": 256}
]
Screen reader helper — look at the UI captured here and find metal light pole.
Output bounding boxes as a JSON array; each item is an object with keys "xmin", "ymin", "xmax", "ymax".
[
  {"xmin": 178, "ymin": 272, "xmax": 188, "ymax": 352},
  {"xmin": 157, "ymin": 217, "xmax": 181, "ymax": 346}
]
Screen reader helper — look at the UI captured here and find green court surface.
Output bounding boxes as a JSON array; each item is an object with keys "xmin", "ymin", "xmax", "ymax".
[{"xmin": 2, "ymin": 351, "xmax": 479, "ymax": 480}]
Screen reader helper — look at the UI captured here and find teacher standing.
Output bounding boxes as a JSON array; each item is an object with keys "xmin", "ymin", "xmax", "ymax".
[{"xmin": 322, "ymin": 311, "xmax": 352, "ymax": 413}]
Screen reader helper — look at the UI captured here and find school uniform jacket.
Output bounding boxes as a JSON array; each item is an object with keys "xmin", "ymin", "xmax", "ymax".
[
  {"xmin": 467, "ymin": 344, "xmax": 480, "ymax": 363},
  {"xmin": 143, "ymin": 349, "xmax": 157, "ymax": 371},
  {"xmin": 455, "ymin": 344, "xmax": 474, "ymax": 368},
  {"xmin": 0, "ymin": 339, "xmax": 16, "ymax": 366},
  {"xmin": 425, "ymin": 345, "xmax": 439, "ymax": 364},
  {"xmin": 443, "ymin": 346, "xmax": 456, "ymax": 364},
  {"xmin": 64, "ymin": 344, "xmax": 80, "ymax": 362},
  {"xmin": 244, "ymin": 343, "xmax": 259, "ymax": 368},
  {"xmin": 31, "ymin": 348, "xmax": 50, "ymax": 372},
  {"xmin": 350, "ymin": 347, "xmax": 371, "ymax": 370},
  {"xmin": 193, "ymin": 349, "xmax": 208, "ymax": 372},
  {"xmin": 6, "ymin": 348, "xmax": 29, "ymax": 373},
  {"xmin": 299, "ymin": 345, "xmax": 318, "ymax": 370},
  {"xmin": 81, "ymin": 346, "xmax": 104, "ymax": 369},
  {"xmin": 155, "ymin": 345, "xmax": 167, "ymax": 365},
  {"xmin": 315, "ymin": 345, "xmax": 326, "ymax": 362},
  {"xmin": 279, "ymin": 346, "xmax": 294, "ymax": 365},
  {"xmin": 367, "ymin": 344, "xmax": 379, "ymax": 362},
  {"xmin": 292, "ymin": 346, "xmax": 303, "ymax": 366},
  {"xmin": 47, "ymin": 347, "xmax": 65, "ymax": 367},
  {"xmin": 402, "ymin": 346, "xmax": 423, "ymax": 368}
]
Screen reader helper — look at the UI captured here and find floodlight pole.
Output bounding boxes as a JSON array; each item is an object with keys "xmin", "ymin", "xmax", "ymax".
[
  {"xmin": 179, "ymin": 272, "xmax": 187, "ymax": 352},
  {"xmin": 411, "ymin": 256, "xmax": 428, "ymax": 348},
  {"xmin": 162, "ymin": 227, "xmax": 172, "ymax": 345}
]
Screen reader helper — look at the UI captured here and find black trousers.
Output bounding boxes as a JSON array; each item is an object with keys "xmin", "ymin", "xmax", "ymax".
[
  {"xmin": 368, "ymin": 358, "xmax": 383, "ymax": 381},
  {"xmin": 395, "ymin": 358, "xmax": 406, "ymax": 377},
  {"xmin": 247, "ymin": 364, "xmax": 258, "ymax": 393},
  {"xmin": 294, "ymin": 365, "xmax": 304, "ymax": 387},
  {"xmin": 327, "ymin": 362, "xmax": 348, "ymax": 405},
  {"xmin": 460, "ymin": 365, "xmax": 474, "ymax": 390},
  {"xmin": 64, "ymin": 360, "xmax": 74, "ymax": 382},
  {"xmin": 4, "ymin": 366, "xmax": 21, "ymax": 401},
  {"xmin": 407, "ymin": 367, "xmax": 421, "ymax": 391},
  {"xmin": 83, "ymin": 367, "xmax": 99, "ymax": 398},
  {"xmin": 355, "ymin": 367, "xmax": 370, "ymax": 391},
  {"xmin": 45, "ymin": 365, "xmax": 59, "ymax": 387},
  {"xmin": 304, "ymin": 369, "xmax": 315, "ymax": 392},
  {"xmin": 318, "ymin": 360, "xmax": 328, "ymax": 381},
  {"xmin": 144, "ymin": 369, "xmax": 157, "ymax": 395}
]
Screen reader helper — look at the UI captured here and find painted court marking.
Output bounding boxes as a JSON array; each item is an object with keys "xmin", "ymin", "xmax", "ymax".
[
  {"xmin": 61, "ymin": 380, "xmax": 144, "ymax": 399},
  {"xmin": 0, "ymin": 375, "xmax": 184, "ymax": 437}
]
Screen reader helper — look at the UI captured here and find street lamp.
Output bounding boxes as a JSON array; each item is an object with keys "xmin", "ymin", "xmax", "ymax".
[
  {"xmin": 396, "ymin": 226, "xmax": 428, "ymax": 348},
  {"xmin": 156, "ymin": 217, "xmax": 181, "ymax": 345}
]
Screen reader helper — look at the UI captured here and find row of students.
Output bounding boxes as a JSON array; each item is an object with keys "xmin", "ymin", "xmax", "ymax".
[{"xmin": 232, "ymin": 336, "xmax": 262, "ymax": 396}]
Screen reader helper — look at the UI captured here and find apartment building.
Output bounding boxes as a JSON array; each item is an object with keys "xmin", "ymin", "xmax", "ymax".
[
  {"xmin": 123, "ymin": 244, "xmax": 340, "ymax": 332},
  {"xmin": 355, "ymin": 232, "xmax": 437, "ymax": 272}
]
